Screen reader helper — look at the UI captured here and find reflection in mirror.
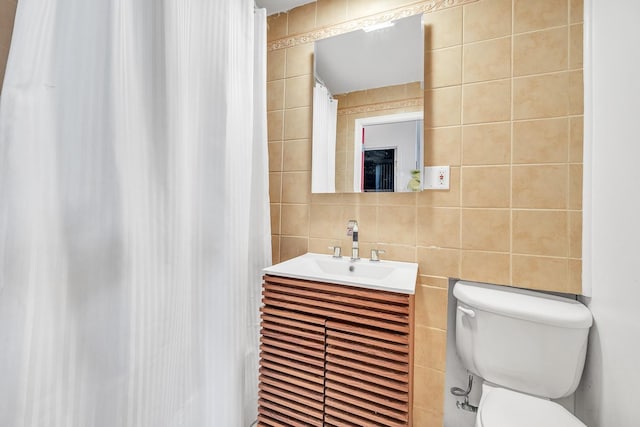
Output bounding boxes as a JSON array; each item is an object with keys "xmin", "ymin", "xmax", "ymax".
[
  {"xmin": 312, "ymin": 14, "xmax": 424, "ymax": 193},
  {"xmin": 355, "ymin": 112, "xmax": 423, "ymax": 192}
]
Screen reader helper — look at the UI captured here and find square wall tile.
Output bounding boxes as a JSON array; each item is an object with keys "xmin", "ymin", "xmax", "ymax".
[
  {"xmin": 512, "ymin": 165, "xmax": 568, "ymax": 209},
  {"xmin": 512, "ymin": 118, "xmax": 569, "ymax": 164},
  {"xmin": 377, "ymin": 205, "xmax": 416, "ymax": 245},
  {"xmin": 281, "ymin": 171, "xmax": 311, "ymax": 204},
  {"xmin": 285, "ymin": 74, "xmax": 313, "ymax": 109},
  {"xmin": 427, "ymin": 46, "xmax": 462, "ymax": 89},
  {"xmin": 462, "ymin": 79, "xmax": 511, "ymax": 124},
  {"xmin": 514, "ymin": 0, "xmax": 568, "ymax": 33},
  {"xmin": 462, "ymin": 123, "xmax": 511, "ymax": 165},
  {"xmin": 461, "ymin": 208, "xmax": 510, "ymax": 252},
  {"xmin": 417, "ymin": 207, "xmax": 461, "ymax": 248},
  {"xmin": 426, "ymin": 86, "xmax": 462, "ymax": 127},
  {"xmin": 463, "ymin": 0, "xmax": 512, "ymax": 43},
  {"xmin": 513, "ymin": 73, "xmax": 569, "ymax": 120},
  {"xmin": 424, "ymin": 126, "xmax": 462, "ymax": 166},
  {"xmin": 414, "ymin": 326, "xmax": 447, "ymax": 371},
  {"xmin": 512, "ymin": 254, "xmax": 569, "ymax": 293},
  {"xmin": 284, "ymin": 107, "xmax": 312, "ymax": 140},
  {"xmin": 309, "ymin": 204, "xmax": 344, "ymax": 239},
  {"xmin": 423, "ymin": 6, "xmax": 462, "ymax": 50},
  {"xmin": 283, "ymin": 139, "xmax": 311, "ymax": 171},
  {"xmin": 512, "ymin": 210, "xmax": 568, "ymax": 257},
  {"xmin": 279, "ymin": 236, "xmax": 309, "ymax": 261},
  {"xmin": 514, "ymin": 27, "xmax": 568, "ymax": 77},
  {"xmin": 417, "ymin": 247, "xmax": 460, "ymax": 278},
  {"xmin": 463, "ymin": 37, "xmax": 511, "ymax": 84},
  {"xmin": 461, "ymin": 166, "xmax": 510, "ymax": 208},
  {"xmin": 461, "ymin": 251, "xmax": 510, "ymax": 285},
  {"xmin": 280, "ymin": 204, "xmax": 310, "ymax": 236},
  {"xmin": 285, "ymin": 43, "xmax": 314, "ymax": 78}
]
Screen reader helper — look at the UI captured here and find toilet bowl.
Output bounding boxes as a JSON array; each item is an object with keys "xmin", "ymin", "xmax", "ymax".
[
  {"xmin": 475, "ymin": 384, "xmax": 586, "ymax": 427},
  {"xmin": 453, "ymin": 281, "xmax": 593, "ymax": 427}
]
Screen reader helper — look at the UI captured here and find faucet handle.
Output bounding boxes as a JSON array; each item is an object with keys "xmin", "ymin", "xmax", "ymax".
[
  {"xmin": 370, "ymin": 249, "xmax": 385, "ymax": 262},
  {"xmin": 347, "ymin": 220, "xmax": 358, "ymax": 236},
  {"xmin": 328, "ymin": 246, "xmax": 342, "ymax": 258}
]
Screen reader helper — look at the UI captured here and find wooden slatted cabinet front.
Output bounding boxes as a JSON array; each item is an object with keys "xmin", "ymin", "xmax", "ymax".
[{"xmin": 258, "ymin": 274, "xmax": 415, "ymax": 427}]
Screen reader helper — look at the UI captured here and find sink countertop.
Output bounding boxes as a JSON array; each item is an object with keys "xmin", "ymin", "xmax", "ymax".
[{"xmin": 263, "ymin": 252, "xmax": 419, "ymax": 295}]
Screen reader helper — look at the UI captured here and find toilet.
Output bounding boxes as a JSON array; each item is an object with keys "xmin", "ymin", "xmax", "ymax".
[{"xmin": 453, "ymin": 280, "xmax": 593, "ymax": 427}]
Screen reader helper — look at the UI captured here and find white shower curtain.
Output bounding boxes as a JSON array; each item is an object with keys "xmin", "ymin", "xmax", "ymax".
[
  {"xmin": 311, "ymin": 82, "xmax": 338, "ymax": 193},
  {"xmin": 0, "ymin": 1, "xmax": 270, "ymax": 426}
]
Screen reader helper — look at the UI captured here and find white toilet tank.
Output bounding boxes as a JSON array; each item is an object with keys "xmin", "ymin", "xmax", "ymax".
[{"xmin": 454, "ymin": 281, "xmax": 593, "ymax": 399}]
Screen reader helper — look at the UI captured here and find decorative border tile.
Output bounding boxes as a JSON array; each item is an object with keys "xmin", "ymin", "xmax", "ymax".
[
  {"xmin": 267, "ymin": 0, "xmax": 479, "ymax": 51},
  {"xmin": 337, "ymin": 97, "xmax": 423, "ymax": 116}
]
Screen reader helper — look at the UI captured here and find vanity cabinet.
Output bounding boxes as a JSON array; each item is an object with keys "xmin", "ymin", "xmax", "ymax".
[{"xmin": 258, "ymin": 275, "xmax": 414, "ymax": 426}]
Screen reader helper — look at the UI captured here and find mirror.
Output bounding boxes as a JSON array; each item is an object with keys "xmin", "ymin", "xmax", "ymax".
[{"xmin": 311, "ymin": 14, "xmax": 424, "ymax": 193}]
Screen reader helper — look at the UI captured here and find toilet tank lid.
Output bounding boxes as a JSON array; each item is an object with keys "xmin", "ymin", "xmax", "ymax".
[{"xmin": 454, "ymin": 281, "xmax": 593, "ymax": 329}]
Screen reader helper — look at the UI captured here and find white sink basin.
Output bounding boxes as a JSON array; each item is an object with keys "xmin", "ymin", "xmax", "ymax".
[{"xmin": 263, "ymin": 252, "xmax": 418, "ymax": 294}]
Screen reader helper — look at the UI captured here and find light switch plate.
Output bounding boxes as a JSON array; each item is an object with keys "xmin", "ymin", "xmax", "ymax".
[{"xmin": 424, "ymin": 166, "xmax": 450, "ymax": 190}]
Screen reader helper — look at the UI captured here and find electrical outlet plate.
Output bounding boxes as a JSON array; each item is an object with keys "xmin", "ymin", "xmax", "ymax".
[{"xmin": 424, "ymin": 166, "xmax": 450, "ymax": 190}]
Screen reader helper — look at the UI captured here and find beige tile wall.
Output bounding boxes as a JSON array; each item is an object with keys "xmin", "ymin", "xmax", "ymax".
[
  {"xmin": 0, "ymin": 0, "xmax": 17, "ymax": 92},
  {"xmin": 268, "ymin": 0, "xmax": 582, "ymax": 424}
]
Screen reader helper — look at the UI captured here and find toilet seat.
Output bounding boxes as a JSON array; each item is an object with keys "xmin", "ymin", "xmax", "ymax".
[{"xmin": 477, "ymin": 386, "xmax": 586, "ymax": 427}]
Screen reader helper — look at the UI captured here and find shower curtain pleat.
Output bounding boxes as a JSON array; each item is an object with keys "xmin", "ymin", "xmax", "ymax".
[
  {"xmin": 0, "ymin": 1, "xmax": 270, "ymax": 426},
  {"xmin": 311, "ymin": 82, "xmax": 338, "ymax": 193}
]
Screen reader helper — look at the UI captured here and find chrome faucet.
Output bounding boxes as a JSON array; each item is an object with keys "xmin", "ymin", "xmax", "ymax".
[{"xmin": 347, "ymin": 220, "xmax": 359, "ymax": 261}]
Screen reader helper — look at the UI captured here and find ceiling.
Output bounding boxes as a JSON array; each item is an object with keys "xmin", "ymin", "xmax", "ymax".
[
  {"xmin": 315, "ymin": 14, "xmax": 424, "ymax": 95},
  {"xmin": 255, "ymin": 0, "xmax": 316, "ymax": 15}
]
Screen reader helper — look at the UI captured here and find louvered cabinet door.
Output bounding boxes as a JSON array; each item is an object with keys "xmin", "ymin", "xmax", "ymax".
[
  {"xmin": 258, "ymin": 305, "xmax": 326, "ymax": 427},
  {"xmin": 324, "ymin": 320, "xmax": 412, "ymax": 426},
  {"xmin": 323, "ymin": 290, "xmax": 414, "ymax": 427}
]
